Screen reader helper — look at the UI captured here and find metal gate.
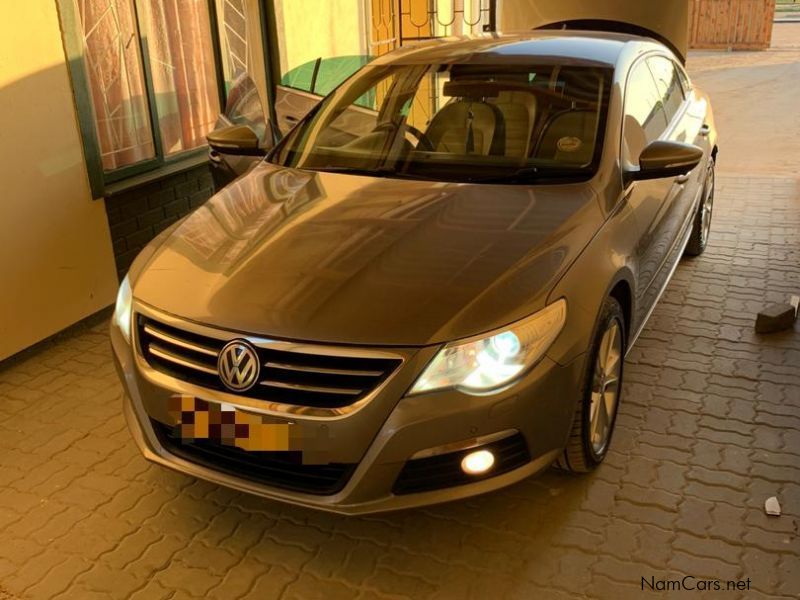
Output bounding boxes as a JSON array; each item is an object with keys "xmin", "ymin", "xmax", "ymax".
[{"xmin": 370, "ymin": 0, "xmax": 497, "ymax": 56}]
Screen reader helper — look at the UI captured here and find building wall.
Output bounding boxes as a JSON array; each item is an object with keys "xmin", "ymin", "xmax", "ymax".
[
  {"xmin": 0, "ymin": 2, "xmax": 119, "ymax": 360},
  {"xmin": 274, "ymin": 0, "xmax": 369, "ymax": 74}
]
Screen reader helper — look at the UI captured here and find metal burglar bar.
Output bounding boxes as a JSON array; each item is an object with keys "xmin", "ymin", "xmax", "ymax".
[
  {"xmin": 370, "ymin": 0, "xmax": 497, "ymax": 57},
  {"xmin": 398, "ymin": 0, "xmax": 496, "ymax": 42}
]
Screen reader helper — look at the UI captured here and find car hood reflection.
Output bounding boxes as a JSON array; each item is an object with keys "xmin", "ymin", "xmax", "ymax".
[{"xmin": 133, "ymin": 162, "xmax": 603, "ymax": 346}]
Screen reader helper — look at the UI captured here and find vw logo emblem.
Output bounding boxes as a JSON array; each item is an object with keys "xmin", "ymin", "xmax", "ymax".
[{"xmin": 217, "ymin": 339, "xmax": 260, "ymax": 392}]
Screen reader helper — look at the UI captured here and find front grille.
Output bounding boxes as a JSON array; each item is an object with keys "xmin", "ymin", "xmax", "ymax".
[
  {"xmin": 151, "ymin": 420, "xmax": 355, "ymax": 495},
  {"xmin": 393, "ymin": 433, "xmax": 530, "ymax": 495},
  {"xmin": 136, "ymin": 315, "xmax": 401, "ymax": 409}
]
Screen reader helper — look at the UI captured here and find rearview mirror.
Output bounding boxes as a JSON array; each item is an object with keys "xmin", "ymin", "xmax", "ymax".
[
  {"xmin": 206, "ymin": 125, "xmax": 264, "ymax": 156},
  {"xmin": 628, "ymin": 140, "xmax": 703, "ymax": 182}
]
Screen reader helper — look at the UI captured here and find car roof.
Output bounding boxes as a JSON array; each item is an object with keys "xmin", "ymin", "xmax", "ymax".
[{"xmin": 371, "ymin": 30, "xmax": 661, "ymax": 69}]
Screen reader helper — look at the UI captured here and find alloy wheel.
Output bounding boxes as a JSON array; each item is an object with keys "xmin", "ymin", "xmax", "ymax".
[
  {"xmin": 589, "ymin": 320, "xmax": 623, "ymax": 456},
  {"xmin": 700, "ymin": 163, "xmax": 715, "ymax": 246}
]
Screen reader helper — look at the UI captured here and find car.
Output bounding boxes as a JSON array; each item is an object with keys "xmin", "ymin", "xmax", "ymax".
[{"xmin": 110, "ymin": 12, "xmax": 717, "ymax": 514}]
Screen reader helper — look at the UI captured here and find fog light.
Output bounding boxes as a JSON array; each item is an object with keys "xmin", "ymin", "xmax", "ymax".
[{"xmin": 461, "ymin": 449, "xmax": 495, "ymax": 475}]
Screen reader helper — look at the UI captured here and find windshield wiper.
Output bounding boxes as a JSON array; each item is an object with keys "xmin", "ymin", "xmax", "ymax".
[
  {"xmin": 311, "ymin": 165, "xmax": 397, "ymax": 177},
  {"xmin": 472, "ymin": 166, "xmax": 591, "ymax": 184},
  {"xmin": 309, "ymin": 166, "xmax": 442, "ymax": 181}
]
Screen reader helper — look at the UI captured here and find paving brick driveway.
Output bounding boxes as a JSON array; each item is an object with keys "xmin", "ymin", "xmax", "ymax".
[{"xmin": 2, "ymin": 32, "xmax": 800, "ymax": 599}]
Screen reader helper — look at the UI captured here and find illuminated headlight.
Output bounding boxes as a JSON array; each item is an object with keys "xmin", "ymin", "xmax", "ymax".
[
  {"xmin": 113, "ymin": 275, "xmax": 133, "ymax": 343},
  {"xmin": 409, "ymin": 299, "xmax": 567, "ymax": 395}
]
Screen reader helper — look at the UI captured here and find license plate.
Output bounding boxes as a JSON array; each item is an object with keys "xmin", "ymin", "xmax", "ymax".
[{"xmin": 168, "ymin": 394, "xmax": 292, "ymax": 452}]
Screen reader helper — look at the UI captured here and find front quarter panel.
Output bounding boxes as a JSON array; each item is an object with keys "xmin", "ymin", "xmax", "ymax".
[{"xmin": 546, "ymin": 190, "xmax": 638, "ymax": 366}]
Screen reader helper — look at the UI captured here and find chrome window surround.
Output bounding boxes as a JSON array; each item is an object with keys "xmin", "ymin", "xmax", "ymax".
[{"xmin": 131, "ymin": 300, "xmax": 408, "ymax": 420}]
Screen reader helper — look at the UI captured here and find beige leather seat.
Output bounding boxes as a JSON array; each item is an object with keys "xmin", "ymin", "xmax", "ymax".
[
  {"xmin": 492, "ymin": 91, "xmax": 537, "ymax": 158},
  {"xmin": 424, "ymin": 100, "xmax": 505, "ymax": 155},
  {"xmin": 535, "ymin": 109, "xmax": 597, "ymax": 164}
]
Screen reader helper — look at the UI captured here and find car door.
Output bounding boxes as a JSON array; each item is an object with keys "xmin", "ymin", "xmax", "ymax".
[
  {"xmin": 646, "ymin": 55, "xmax": 706, "ymax": 249},
  {"xmin": 633, "ymin": 55, "xmax": 710, "ymax": 323},
  {"xmin": 622, "ymin": 58, "xmax": 675, "ymax": 324},
  {"xmin": 276, "ymin": 55, "xmax": 374, "ymax": 136}
]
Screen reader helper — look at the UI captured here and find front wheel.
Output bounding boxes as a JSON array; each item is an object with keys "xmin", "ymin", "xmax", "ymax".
[
  {"xmin": 684, "ymin": 156, "xmax": 715, "ymax": 257},
  {"xmin": 557, "ymin": 297, "xmax": 625, "ymax": 473}
]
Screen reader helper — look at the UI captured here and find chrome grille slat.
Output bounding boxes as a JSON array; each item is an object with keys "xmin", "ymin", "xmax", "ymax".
[
  {"xmin": 144, "ymin": 324, "xmax": 219, "ymax": 357},
  {"xmin": 265, "ymin": 361, "xmax": 383, "ymax": 377},
  {"xmin": 149, "ymin": 344, "xmax": 219, "ymax": 376},
  {"xmin": 260, "ymin": 380, "xmax": 362, "ymax": 396},
  {"xmin": 136, "ymin": 314, "xmax": 402, "ymax": 409}
]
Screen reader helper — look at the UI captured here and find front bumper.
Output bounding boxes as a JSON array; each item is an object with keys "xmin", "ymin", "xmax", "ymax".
[{"xmin": 111, "ymin": 312, "xmax": 586, "ymax": 515}]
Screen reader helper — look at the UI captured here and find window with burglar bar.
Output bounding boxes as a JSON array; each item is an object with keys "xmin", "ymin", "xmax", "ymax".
[{"xmin": 57, "ymin": 0, "xmax": 252, "ymax": 196}]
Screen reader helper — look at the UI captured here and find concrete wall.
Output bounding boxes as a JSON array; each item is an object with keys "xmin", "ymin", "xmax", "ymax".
[
  {"xmin": 498, "ymin": 0, "xmax": 689, "ymax": 61},
  {"xmin": 0, "ymin": 2, "xmax": 118, "ymax": 360}
]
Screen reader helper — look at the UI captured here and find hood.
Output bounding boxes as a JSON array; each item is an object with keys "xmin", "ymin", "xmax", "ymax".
[
  {"xmin": 499, "ymin": 0, "xmax": 689, "ymax": 64},
  {"xmin": 132, "ymin": 162, "xmax": 603, "ymax": 346}
]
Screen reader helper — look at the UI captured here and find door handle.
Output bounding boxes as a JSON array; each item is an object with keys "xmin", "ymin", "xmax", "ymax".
[
  {"xmin": 675, "ymin": 173, "xmax": 690, "ymax": 184},
  {"xmin": 699, "ymin": 124, "xmax": 711, "ymax": 137},
  {"xmin": 284, "ymin": 115, "xmax": 299, "ymax": 123}
]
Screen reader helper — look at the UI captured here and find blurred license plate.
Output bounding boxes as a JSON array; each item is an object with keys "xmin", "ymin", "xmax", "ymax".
[{"xmin": 168, "ymin": 394, "xmax": 292, "ymax": 451}]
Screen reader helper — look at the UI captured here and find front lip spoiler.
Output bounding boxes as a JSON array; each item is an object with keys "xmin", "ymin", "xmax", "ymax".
[{"xmin": 122, "ymin": 394, "xmax": 558, "ymax": 515}]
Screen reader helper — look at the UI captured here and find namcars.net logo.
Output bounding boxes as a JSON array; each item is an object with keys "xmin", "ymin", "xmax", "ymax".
[{"xmin": 642, "ymin": 576, "xmax": 752, "ymax": 592}]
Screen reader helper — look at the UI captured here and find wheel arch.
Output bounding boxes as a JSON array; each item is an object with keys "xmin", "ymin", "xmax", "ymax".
[
  {"xmin": 608, "ymin": 278, "xmax": 633, "ymax": 342},
  {"xmin": 547, "ymin": 262, "xmax": 636, "ymax": 366}
]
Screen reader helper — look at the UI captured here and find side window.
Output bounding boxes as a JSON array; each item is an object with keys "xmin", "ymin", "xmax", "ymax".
[
  {"xmin": 676, "ymin": 64, "xmax": 692, "ymax": 95},
  {"xmin": 623, "ymin": 61, "xmax": 668, "ymax": 167},
  {"xmin": 647, "ymin": 56, "xmax": 685, "ymax": 123}
]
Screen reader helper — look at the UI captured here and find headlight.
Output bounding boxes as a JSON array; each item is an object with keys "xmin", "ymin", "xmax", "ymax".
[
  {"xmin": 113, "ymin": 275, "xmax": 133, "ymax": 343},
  {"xmin": 409, "ymin": 299, "xmax": 567, "ymax": 395}
]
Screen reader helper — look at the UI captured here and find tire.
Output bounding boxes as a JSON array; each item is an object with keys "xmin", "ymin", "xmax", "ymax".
[
  {"xmin": 684, "ymin": 156, "xmax": 715, "ymax": 257},
  {"xmin": 557, "ymin": 297, "xmax": 626, "ymax": 473}
]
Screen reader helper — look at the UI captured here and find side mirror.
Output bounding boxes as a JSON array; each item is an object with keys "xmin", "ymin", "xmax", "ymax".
[
  {"xmin": 628, "ymin": 140, "xmax": 703, "ymax": 182},
  {"xmin": 206, "ymin": 125, "xmax": 264, "ymax": 156}
]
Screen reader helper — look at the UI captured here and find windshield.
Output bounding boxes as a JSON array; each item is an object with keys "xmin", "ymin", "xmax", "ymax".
[{"xmin": 270, "ymin": 62, "xmax": 612, "ymax": 183}]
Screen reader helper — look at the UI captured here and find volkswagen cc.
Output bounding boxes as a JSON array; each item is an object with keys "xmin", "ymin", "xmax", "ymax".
[{"xmin": 111, "ymin": 19, "xmax": 717, "ymax": 513}]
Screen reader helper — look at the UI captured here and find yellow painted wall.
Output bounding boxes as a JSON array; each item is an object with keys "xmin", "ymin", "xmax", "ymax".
[
  {"xmin": 0, "ymin": 2, "xmax": 118, "ymax": 360},
  {"xmin": 274, "ymin": 0, "xmax": 368, "ymax": 74}
]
